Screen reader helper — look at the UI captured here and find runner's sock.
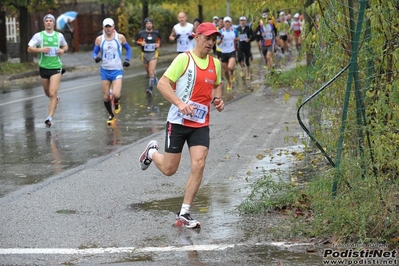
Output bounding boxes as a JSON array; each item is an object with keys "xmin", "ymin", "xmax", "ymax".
[
  {"xmin": 148, "ymin": 148, "xmax": 156, "ymax": 159},
  {"xmin": 180, "ymin": 204, "xmax": 190, "ymax": 215},
  {"xmin": 149, "ymin": 77, "xmax": 154, "ymax": 88},
  {"xmin": 114, "ymin": 97, "xmax": 120, "ymax": 106},
  {"xmin": 104, "ymin": 101, "xmax": 113, "ymax": 115}
]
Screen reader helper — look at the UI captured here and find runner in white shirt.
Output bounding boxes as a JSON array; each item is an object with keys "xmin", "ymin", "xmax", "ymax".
[
  {"xmin": 217, "ymin": 16, "xmax": 238, "ymax": 90},
  {"xmin": 169, "ymin": 12, "xmax": 194, "ymax": 53},
  {"xmin": 290, "ymin": 13, "xmax": 303, "ymax": 53}
]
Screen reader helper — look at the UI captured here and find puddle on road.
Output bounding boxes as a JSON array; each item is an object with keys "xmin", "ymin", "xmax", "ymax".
[
  {"xmin": 125, "ymin": 144, "xmax": 322, "ymax": 264},
  {"xmin": 0, "ymin": 66, "xmax": 258, "ymax": 199},
  {"xmin": 238, "ymin": 145, "xmax": 309, "ymax": 185}
]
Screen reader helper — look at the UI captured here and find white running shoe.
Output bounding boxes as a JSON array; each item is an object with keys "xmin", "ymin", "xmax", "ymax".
[
  {"xmin": 139, "ymin": 140, "xmax": 159, "ymax": 170},
  {"xmin": 175, "ymin": 212, "xmax": 201, "ymax": 229}
]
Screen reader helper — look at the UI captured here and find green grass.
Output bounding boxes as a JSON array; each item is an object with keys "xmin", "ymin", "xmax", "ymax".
[
  {"xmin": 266, "ymin": 65, "xmax": 310, "ymax": 88},
  {"xmin": 0, "ymin": 62, "xmax": 37, "ymax": 75}
]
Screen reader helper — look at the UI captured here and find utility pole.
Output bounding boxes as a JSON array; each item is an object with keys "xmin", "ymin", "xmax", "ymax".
[{"xmin": 226, "ymin": 0, "xmax": 230, "ymax": 16}]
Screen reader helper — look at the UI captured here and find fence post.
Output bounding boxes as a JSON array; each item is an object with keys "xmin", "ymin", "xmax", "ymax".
[{"xmin": 6, "ymin": 17, "xmax": 17, "ymax": 42}]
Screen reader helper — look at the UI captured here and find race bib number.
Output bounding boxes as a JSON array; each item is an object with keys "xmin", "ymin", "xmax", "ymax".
[
  {"xmin": 223, "ymin": 42, "xmax": 234, "ymax": 48},
  {"xmin": 239, "ymin": 34, "xmax": 247, "ymax": 41},
  {"xmin": 178, "ymin": 40, "xmax": 189, "ymax": 51},
  {"xmin": 144, "ymin": 43, "xmax": 155, "ymax": 52},
  {"xmin": 263, "ymin": 32, "xmax": 273, "ymax": 40},
  {"xmin": 45, "ymin": 47, "xmax": 58, "ymax": 57},
  {"xmin": 104, "ymin": 52, "xmax": 116, "ymax": 60},
  {"xmin": 182, "ymin": 101, "xmax": 208, "ymax": 124},
  {"xmin": 279, "ymin": 31, "xmax": 286, "ymax": 36}
]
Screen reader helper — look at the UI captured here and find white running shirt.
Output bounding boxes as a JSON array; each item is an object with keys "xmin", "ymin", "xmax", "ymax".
[
  {"xmin": 219, "ymin": 28, "xmax": 237, "ymax": 53},
  {"xmin": 174, "ymin": 23, "xmax": 194, "ymax": 52},
  {"xmin": 100, "ymin": 31, "xmax": 123, "ymax": 70}
]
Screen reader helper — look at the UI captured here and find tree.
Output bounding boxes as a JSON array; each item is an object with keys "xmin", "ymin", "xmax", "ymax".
[
  {"xmin": 2, "ymin": 0, "xmax": 57, "ymax": 63},
  {"xmin": 243, "ymin": 0, "xmax": 399, "ymax": 246}
]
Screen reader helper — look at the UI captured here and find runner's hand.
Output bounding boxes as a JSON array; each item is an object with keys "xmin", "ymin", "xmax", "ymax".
[
  {"xmin": 94, "ymin": 57, "xmax": 102, "ymax": 63},
  {"xmin": 178, "ymin": 102, "xmax": 197, "ymax": 117},
  {"xmin": 212, "ymin": 97, "xmax": 224, "ymax": 112},
  {"xmin": 175, "ymin": 34, "xmax": 181, "ymax": 40},
  {"xmin": 188, "ymin": 35, "xmax": 194, "ymax": 40},
  {"xmin": 123, "ymin": 59, "xmax": 130, "ymax": 67}
]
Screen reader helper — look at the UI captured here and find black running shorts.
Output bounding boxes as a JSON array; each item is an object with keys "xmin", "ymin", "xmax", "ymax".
[
  {"xmin": 280, "ymin": 35, "xmax": 288, "ymax": 41},
  {"xmin": 39, "ymin": 67, "xmax": 62, "ymax": 79},
  {"xmin": 164, "ymin": 122, "xmax": 210, "ymax": 153},
  {"xmin": 220, "ymin": 51, "xmax": 236, "ymax": 63}
]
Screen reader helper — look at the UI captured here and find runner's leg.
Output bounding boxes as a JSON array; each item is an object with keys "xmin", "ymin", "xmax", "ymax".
[
  {"xmin": 47, "ymin": 73, "xmax": 61, "ymax": 118},
  {"xmin": 102, "ymin": 80, "xmax": 113, "ymax": 116}
]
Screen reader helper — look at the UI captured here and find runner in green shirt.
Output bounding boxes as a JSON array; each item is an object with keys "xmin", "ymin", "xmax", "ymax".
[{"xmin": 28, "ymin": 14, "xmax": 68, "ymax": 128}]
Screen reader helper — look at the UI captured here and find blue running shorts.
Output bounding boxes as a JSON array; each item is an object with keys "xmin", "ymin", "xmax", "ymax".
[{"xmin": 100, "ymin": 68, "xmax": 123, "ymax": 81}]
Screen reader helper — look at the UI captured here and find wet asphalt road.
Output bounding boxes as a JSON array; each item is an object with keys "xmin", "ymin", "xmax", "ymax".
[
  {"xmin": 0, "ymin": 62, "xmax": 173, "ymax": 198},
  {"xmin": 0, "ymin": 50, "xmax": 324, "ymax": 265}
]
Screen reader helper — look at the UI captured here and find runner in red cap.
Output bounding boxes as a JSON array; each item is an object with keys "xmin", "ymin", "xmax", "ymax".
[{"xmin": 139, "ymin": 22, "xmax": 225, "ymax": 229}]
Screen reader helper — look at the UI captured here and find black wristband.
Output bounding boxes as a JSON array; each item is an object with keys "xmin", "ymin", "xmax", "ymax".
[{"xmin": 212, "ymin": 97, "xmax": 221, "ymax": 103}]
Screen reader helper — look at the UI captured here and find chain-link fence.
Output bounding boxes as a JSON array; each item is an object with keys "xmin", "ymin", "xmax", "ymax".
[{"xmin": 297, "ymin": 0, "xmax": 399, "ymax": 194}]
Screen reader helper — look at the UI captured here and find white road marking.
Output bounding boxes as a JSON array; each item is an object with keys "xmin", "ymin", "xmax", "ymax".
[
  {"xmin": 0, "ymin": 242, "xmax": 313, "ymax": 255},
  {"xmin": 0, "ymin": 244, "xmax": 234, "ymax": 255},
  {"xmin": 269, "ymin": 241, "xmax": 314, "ymax": 247}
]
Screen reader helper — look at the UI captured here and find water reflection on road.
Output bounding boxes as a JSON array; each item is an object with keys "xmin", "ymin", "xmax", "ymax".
[
  {"xmin": 0, "ymin": 66, "xmax": 258, "ymax": 198},
  {"xmin": 0, "ymin": 70, "xmax": 167, "ymax": 197}
]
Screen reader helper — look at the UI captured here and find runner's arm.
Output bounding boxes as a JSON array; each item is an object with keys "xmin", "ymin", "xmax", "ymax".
[
  {"xmin": 92, "ymin": 45, "xmax": 100, "ymax": 59},
  {"xmin": 123, "ymin": 42, "xmax": 132, "ymax": 61},
  {"xmin": 156, "ymin": 31, "xmax": 161, "ymax": 48},
  {"xmin": 157, "ymin": 76, "xmax": 197, "ymax": 116},
  {"xmin": 91, "ymin": 36, "xmax": 102, "ymax": 58},
  {"xmin": 58, "ymin": 33, "xmax": 68, "ymax": 54},
  {"xmin": 27, "ymin": 33, "xmax": 44, "ymax": 53},
  {"xmin": 169, "ymin": 27, "xmax": 176, "ymax": 42},
  {"xmin": 135, "ymin": 32, "xmax": 145, "ymax": 46},
  {"xmin": 212, "ymin": 84, "xmax": 224, "ymax": 112},
  {"xmin": 119, "ymin": 34, "xmax": 132, "ymax": 61}
]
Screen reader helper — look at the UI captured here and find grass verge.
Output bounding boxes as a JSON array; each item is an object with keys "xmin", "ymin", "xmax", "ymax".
[
  {"xmin": 265, "ymin": 64, "xmax": 310, "ymax": 88},
  {"xmin": 0, "ymin": 62, "xmax": 37, "ymax": 75},
  {"xmin": 237, "ymin": 156, "xmax": 399, "ymax": 248}
]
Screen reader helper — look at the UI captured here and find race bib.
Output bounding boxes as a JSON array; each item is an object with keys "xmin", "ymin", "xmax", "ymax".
[
  {"xmin": 223, "ymin": 42, "xmax": 234, "ymax": 48},
  {"xmin": 104, "ymin": 52, "xmax": 116, "ymax": 60},
  {"xmin": 182, "ymin": 101, "xmax": 208, "ymax": 124},
  {"xmin": 178, "ymin": 40, "xmax": 189, "ymax": 51},
  {"xmin": 144, "ymin": 43, "xmax": 156, "ymax": 52},
  {"xmin": 239, "ymin": 34, "xmax": 247, "ymax": 41},
  {"xmin": 45, "ymin": 47, "xmax": 58, "ymax": 57},
  {"xmin": 263, "ymin": 32, "xmax": 273, "ymax": 40}
]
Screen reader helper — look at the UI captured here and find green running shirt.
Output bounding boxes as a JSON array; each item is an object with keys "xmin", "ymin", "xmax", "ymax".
[{"xmin": 38, "ymin": 31, "xmax": 62, "ymax": 69}]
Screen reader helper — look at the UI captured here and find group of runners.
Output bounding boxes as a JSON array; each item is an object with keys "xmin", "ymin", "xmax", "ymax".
[
  {"xmin": 253, "ymin": 8, "xmax": 303, "ymax": 72},
  {"xmin": 209, "ymin": 10, "xmax": 304, "ymax": 89},
  {"xmin": 27, "ymin": 11, "xmax": 302, "ymax": 229},
  {"xmin": 28, "ymin": 11, "xmax": 303, "ymax": 128}
]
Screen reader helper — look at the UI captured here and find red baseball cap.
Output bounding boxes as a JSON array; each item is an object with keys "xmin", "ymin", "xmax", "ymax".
[{"xmin": 196, "ymin": 22, "xmax": 221, "ymax": 37}]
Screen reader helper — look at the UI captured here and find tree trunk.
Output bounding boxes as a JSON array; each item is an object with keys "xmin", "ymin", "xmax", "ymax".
[
  {"xmin": 141, "ymin": 0, "xmax": 149, "ymax": 29},
  {"xmin": 19, "ymin": 6, "xmax": 33, "ymax": 63},
  {"xmin": 198, "ymin": 4, "xmax": 203, "ymax": 22}
]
